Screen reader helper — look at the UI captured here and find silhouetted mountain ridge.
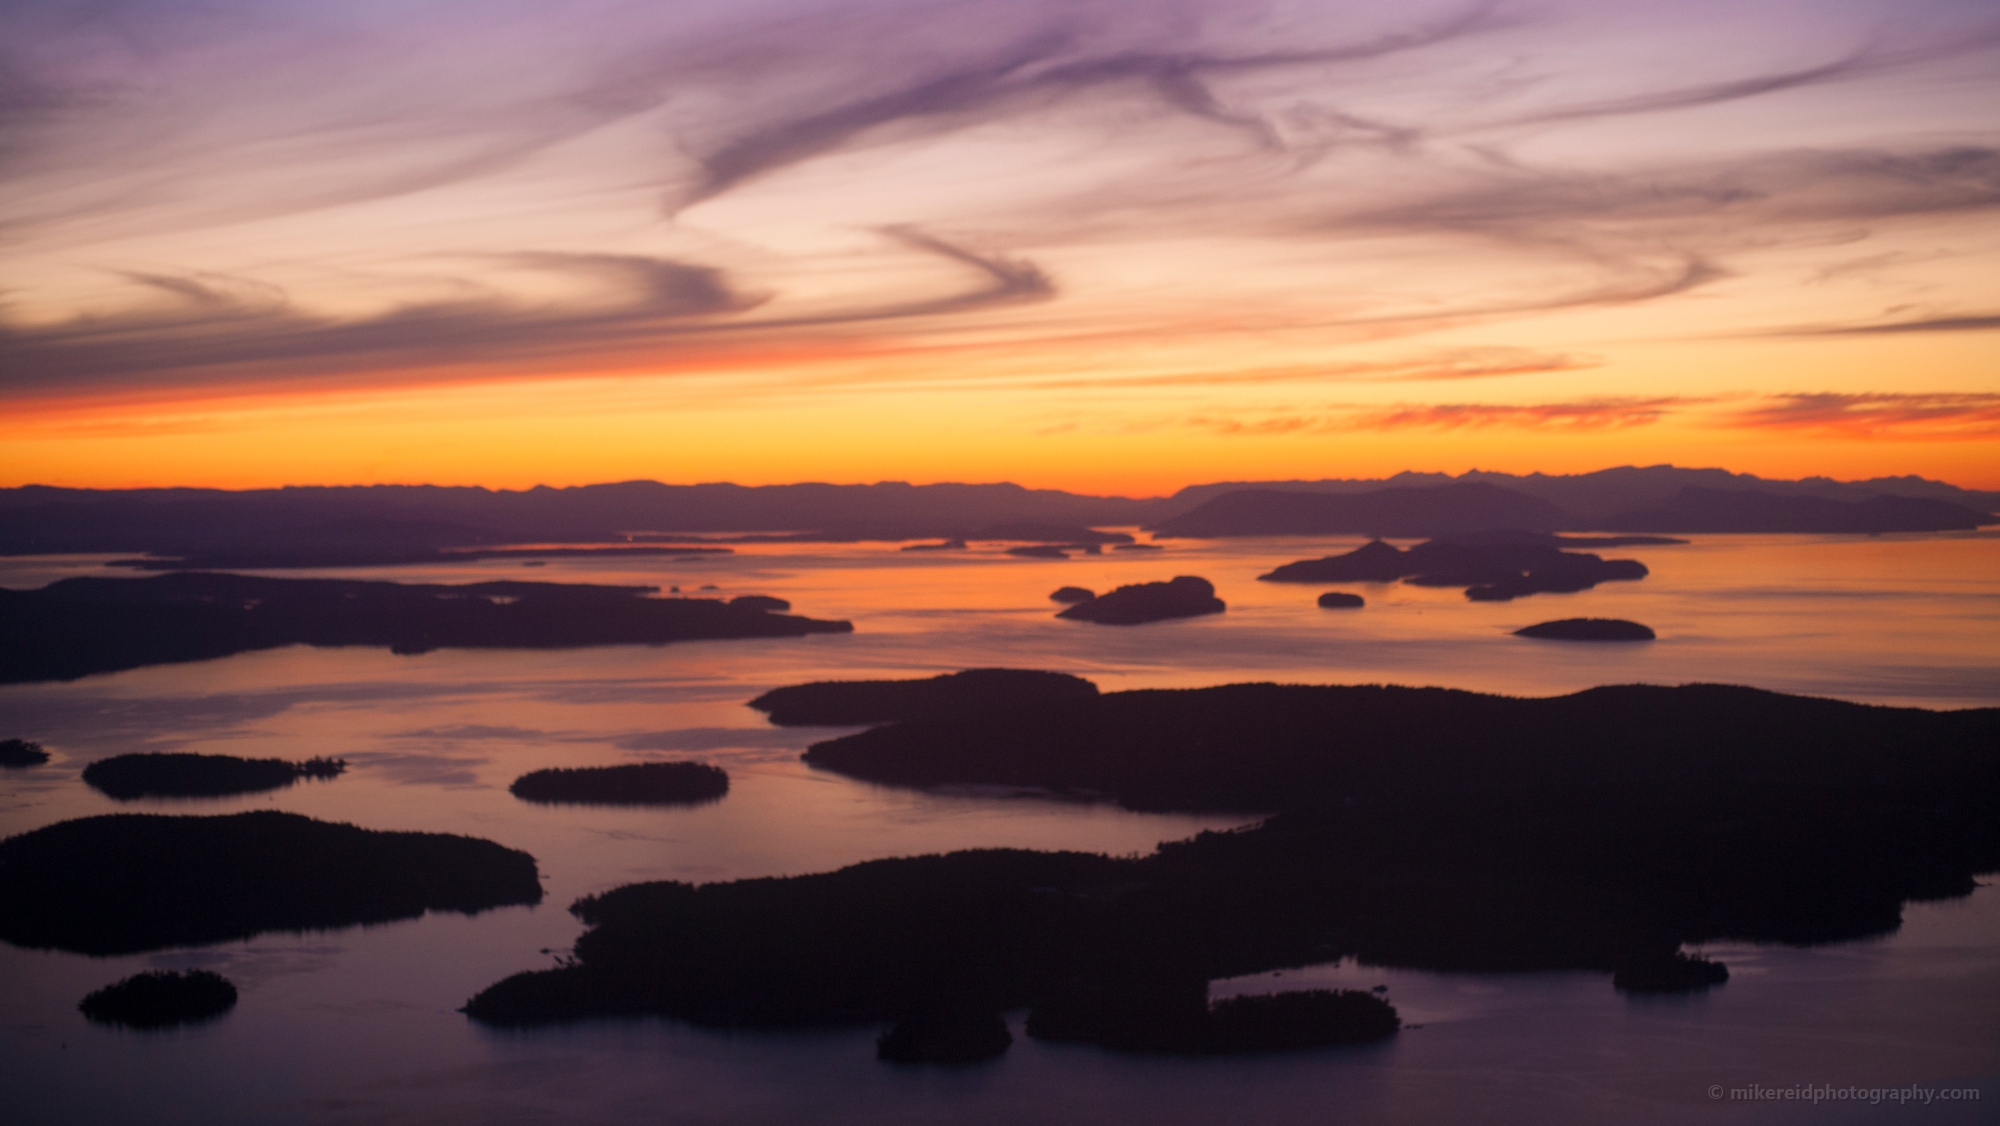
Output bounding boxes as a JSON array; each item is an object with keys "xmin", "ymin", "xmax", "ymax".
[{"xmin": 2, "ymin": 466, "xmax": 1990, "ymax": 556}]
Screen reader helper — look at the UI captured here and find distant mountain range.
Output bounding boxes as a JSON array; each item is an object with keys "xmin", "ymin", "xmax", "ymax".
[
  {"xmin": 1149, "ymin": 483, "xmax": 1995, "ymax": 538},
  {"xmin": 1, "ymin": 466, "xmax": 1993, "ymax": 557}
]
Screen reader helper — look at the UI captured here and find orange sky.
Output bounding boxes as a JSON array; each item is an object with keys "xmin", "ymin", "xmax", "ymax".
[{"xmin": 3, "ymin": 0, "xmax": 1996, "ymax": 494}]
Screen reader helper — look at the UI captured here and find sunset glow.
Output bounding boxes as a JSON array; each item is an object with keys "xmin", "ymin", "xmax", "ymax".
[{"xmin": 4, "ymin": 0, "xmax": 1997, "ymax": 491}]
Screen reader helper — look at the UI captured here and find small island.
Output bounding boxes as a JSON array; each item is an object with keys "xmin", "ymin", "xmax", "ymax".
[
  {"xmin": 78, "ymin": 969, "xmax": 239, "ymax": 1029},
  {"xmin": 510, "ymin": 762, "xmax": 728, "ymax": 805},
  {"xmin": 0, "ymin": 810, "xmax": 542, "ymax": 955},
  {"xmin": 1613, "ymin": 952, "xmax": 1729, "ymax": 993},
  {"xmin": 876, "ymin": 1010, "xmax": 1014, "ymax": 1063},
  {"xmin": 1056, "ymin": 576, "xmax": 1225, "ymax": 625},
  {"xmin": 1514, "ymin": 618, "xmax": 1656, "ymax": 641},
  {"xmin": 1317, "ymin": 592, "xmax": 1365, "ymax": 609},
  {"xmin": 1049, "ymin": 586, "xmax": 1096, "ymax": 604},
  {"xmin": 727, "ymin": 595, "xmax": 791, "ymax": 612},
  {"xmin": 82, "ymin": 752, "xmax": 347, "ymax": 799},
  {"xmin": 1, "ymin": 738, "xmax": 49, "ymax": 767},
  {"xmin": 748, "ymin": 668, "xmax": 1100, "ymax": 727},
  {"xmin": 1006, "ymin": 545, "xmax": 1069, "ymax": 559}
]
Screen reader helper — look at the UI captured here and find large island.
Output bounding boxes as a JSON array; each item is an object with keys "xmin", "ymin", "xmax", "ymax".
[
  {"xmin": 463, "ymin": 675, "xmax": 1998, "ymax": 1056},
  {"xmin": 0, "ymin": 571, "xmax": 853, "ymax": 683}
]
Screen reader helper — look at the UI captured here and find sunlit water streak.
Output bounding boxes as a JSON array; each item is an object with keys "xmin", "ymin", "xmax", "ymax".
[{"xmin": 1, "ymin": 532, "xmax": 1995, "ymax": 1124}]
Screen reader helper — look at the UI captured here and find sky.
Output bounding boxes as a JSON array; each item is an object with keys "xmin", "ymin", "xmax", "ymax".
[{"xmin": 2, "ymin": 0, "xmax": 1997, "ymax": 494}]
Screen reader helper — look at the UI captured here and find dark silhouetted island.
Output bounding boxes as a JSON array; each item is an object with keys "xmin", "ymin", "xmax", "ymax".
[
  {"xmin": 0, "ymin": 571, "xmax": 852, "ymax": 684},
  {"xmin": 1613, "ymin": 952, "xmax": 1729, "ymax": 993},
  {"xmin": 0, "ymin": 811, "xmax": 542, "ymax": 955},
  {"xmin": 971, "ymin": 523, "xmax": 1133, "ymax": 545},
  {"xmin": 510, "ymin": 762, "xmax": 729, "ymax": 805},
  {"xmin": 1, "ymin": 738, "xmax": 49, "ymax": 767},
  {"xmin": 1006, "ymin": 545, "xmax": 1068, "ymax": 559},
  {"xmin": 1515, "ymin": 619, "xmax": 1656, "ymax": 641},
  {"xmin": 1049, "ymin": 586, "xmax": 1096, "ymax": 604},
  {"xmin": 109, "ymin": 544, "xmax": 734, "ymax": 571},
  {"xmin": 749, "ymin": 668, "xmax": 1100, "ymax": 727},
  {"xmin": 1056, "ymin": 576, "xmax": 1225, "ymax": 625},
  {"xmin": 799, "ymin": 678, "xmax": 1998, "ymax": 815},
  {"xmin": 464, "ymin": 674, "xmax": 1996, "ymax": 1045},
  {"xmin": 876, "ymin": 1010, "xmax": 1014, "ymax": 1063},
  {"xmin": 79, "ymin": 970, "xmax": 239, "ymax": 1029},
  {"xmin": 727, "ymin": 595, "xmax": 791, "ymax": 612},
  {"xmin": 1317, "ymin": 592, "xmax": 1365, "ymax": 609},
  {"xmin": 1261, "ymin": 538, "xmax": 1647, "ymax": 601},
  {"xmin": 82, "ymin": 752, "xmax": 347, "ymax": 799}
]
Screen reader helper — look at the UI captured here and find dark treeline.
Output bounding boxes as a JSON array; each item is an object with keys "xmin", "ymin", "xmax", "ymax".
[
  {"xmin": 1055, "ymin": 576, "xmax": 1226, "ymax": 625},
  {"xmin": 83, "ymin": 752, "xmax": 348, "ymax": 799},
  {"xmin": 1514, "ymin": 619, "xmax": 1656, "ymax": 641},
  {"xmin": 510, "ymin": 762, "xmax": 729, "ymax": 805},
  {"xmin": 750, "ymin": 668, "xmax": 1099, "ymax": 727},
  {"xmin": 78, "ymin": 970, "xmax": 239, "ymax": 1029},
  {"xmin": 0, "ymin": 811, "xmax": 542, "ymax": 955},
  {"xmin": 0, "ymin": 572, "xmax": 852, "ymax": 684},
  {"xmin": 1, "ymin": 738, "xmax": 49, "ymax": 766},
  {"xmin": 1259, "ymin": 537, "xmax": 1648, "ymax": 601}
]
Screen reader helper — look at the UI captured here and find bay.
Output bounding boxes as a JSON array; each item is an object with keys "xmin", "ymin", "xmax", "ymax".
[{"xmin": 2, "ymin": 531, "xmax": 1995, "ymax": 1124}]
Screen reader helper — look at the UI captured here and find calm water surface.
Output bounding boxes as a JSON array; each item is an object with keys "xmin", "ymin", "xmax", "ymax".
[{"xmin": 2, "ymin": 532, "xmax": 1995, "ymax": 1124}]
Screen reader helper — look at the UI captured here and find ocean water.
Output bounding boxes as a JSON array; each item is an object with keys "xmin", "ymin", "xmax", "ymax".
[{"xmin": 1, "ymin": 531, "xmax": 1995, "ymax": 1124}]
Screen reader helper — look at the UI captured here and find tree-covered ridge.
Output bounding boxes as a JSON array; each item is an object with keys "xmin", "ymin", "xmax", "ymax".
[{"xmin": 83, "ymin": 752, "xmax": 346, "ymax": 799}]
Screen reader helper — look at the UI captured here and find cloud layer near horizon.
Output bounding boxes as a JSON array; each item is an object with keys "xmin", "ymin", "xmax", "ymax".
[{"xmin": 1, "ymin": 0, "xmax": 1996, "ymax": 487}]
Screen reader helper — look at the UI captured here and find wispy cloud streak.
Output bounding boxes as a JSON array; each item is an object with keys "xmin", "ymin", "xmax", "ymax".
[{"xmin": 1724, "ymin": 393, "xmax": 2000, "ymax": 439}]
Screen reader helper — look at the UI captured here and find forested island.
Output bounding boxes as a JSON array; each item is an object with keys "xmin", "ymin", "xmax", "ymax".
[
  {"xmin": 0, "ymin": 738, "xmax": 49, "ymax": 767},
  {"xmin": 1514, "ymin": 619, "xmax": 1656, "ymax": 641},
  {"xmin": 510, "ymin": 762, "xmax": 729, "ymax": 805},
  {"xmin": 82, "ymin": 752, "xmax": 347, "ymax": 799},
  {"xmin": 749, "ymin": 668, "xmax": 1099, "ymax": 726},
  {"xmin": 0, "ymin": 811, "xmax": 542, "ymax": 955},
  {"xmin": 1055, "ymin": 576, "xmax": 1225, "ymax": 624},
  {"xmin": 1260, "ymin": 538, "xmax": 1647, "ymax": 601},
  {"xmin": 79, "ymin": 970, "xmax": 239, "ymax": 1029},
  {"xmin": 464, "ymin": 675, "xmax": 1997, "ymax": 1049},
  {"xmin": 110, "ymin": 544, "xmax": 734, "ymax": 570},
  {"xmin": 0, "ymin": 572, "xmax": 852, "ymax": 683}
]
